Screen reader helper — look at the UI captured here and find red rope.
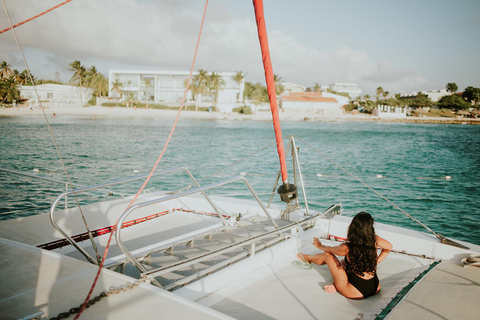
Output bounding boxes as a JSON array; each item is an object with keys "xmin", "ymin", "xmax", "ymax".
[
  {"xmin": 252, "ymin": 0, "xmax": 288, "ymax": 185},
  {"xmin": 37, "ymin": 208, "xmax": 229, "ymax": 251},
  {"xmin": 74, "ymin": 1, "xmax": 210, "ymax": 318},
  {"xmin": 0, "ymin": 0, "xmax": 73, "ymax": 35}
]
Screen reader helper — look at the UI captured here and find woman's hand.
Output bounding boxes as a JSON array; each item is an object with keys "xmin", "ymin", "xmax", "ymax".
[
  {"xmin": 313, "ymin": 237, "xmax": 322, "ymax": 249},
  {"xmin": 313, "ymin": 237, "xmax": 348, "ymax": 256}
]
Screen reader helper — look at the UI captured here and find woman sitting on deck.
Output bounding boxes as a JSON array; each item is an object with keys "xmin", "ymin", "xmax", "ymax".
[{"xmin": 298, "ymin": 211, "xmax": 392, "ymax": 299}]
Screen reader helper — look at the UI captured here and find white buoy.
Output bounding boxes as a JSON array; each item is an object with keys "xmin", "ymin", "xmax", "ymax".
[
  {"xmin": 133, "ymin": 169, "xmax": 139, "ymax": 173},
  {"xmin": 445, "ymin": 176, "xmax": 452, "ymax": 180},
  {"xmin": 240, "ymin": 172, "xmax": 247, "ymax": 176},
  {"xmin": 316, "ymin": 173, "xmax": 323, "ymax": 177},
  {"xmin": 32, "ymin": 168, "xmax": 39, "ymax": 173},
  {"xmin": 376, "ymin": 174, "xmax": 383, "ymax": 178}
]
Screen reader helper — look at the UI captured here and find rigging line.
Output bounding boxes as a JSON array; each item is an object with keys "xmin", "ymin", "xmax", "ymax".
[
  {"xmin": 1, "ymin": 0, "xmax": 101, "ymax": 265},
  {"xmin": 0, "ymin": 0, "xmax": 73, "ymax": 35},
  {"xmin": 294, "ymin": 136, "xmax": 441, "ymax": 238},
  {"xmin": 198, "ymin": 141, "xmax": 277, "ymax": 183},
  {"xmin": 74, "ymin": 1, "xmax": 210, "ymax": 319}
]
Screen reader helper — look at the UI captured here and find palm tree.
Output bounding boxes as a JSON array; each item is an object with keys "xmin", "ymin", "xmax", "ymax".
[
  {"xmin": 87, "ymin": 66, "xmax": 109, "ymax": 104},
  {"xmin": 124, "ymin": 80, "xmax": 135, "ymax": 107},
  {"xmin": 383, "ymin": 91, "xmax": 389, "ymax": 99},
  {"xmin": 250, "ymin": 85, "xmax": 267, "ymax": 113},
  {"xmin": 376, "ymin": 86, "xmax": 384, "ymax": 100},
  {"xmin": 141, "ymin": 76, "xmax": 152, "ymax": 108},
  {"xmin": 69, "ymin": 60, "xmax": 87, "ymax": 103},
  {"xmin": 208, "ymin": 72, "xmax": 225, "ymax": 111},
  {"xmin": 18, "ymin": 70, "xmax": 30, "ymax": 85},
  {"xmin": 185, "ymin": 78, "xmax": 198, "ymax": 102},
  {"xmin": 192, "ymin": 69, "xmax": 209, "ymax": 111},
  {"xmin": 273, "ymin": 74, "xmax": 285, "ymax": 96},
  {"xmin": 0, "ymin": 76, "xmax": 20, "ymax": 103},
  {"xmin": 0, "ymin": 61, "xmax": 12, "ymax": 80},
  {"xmin": 232, "ymin": 71, "xmax": 246, "ymax": 102},
  {"xmin": 111, "ymin": 78, "xmax": 123, "ymax": 106},
  {"xmin": 313, "ymin": 83, "xmax": 321, "ymax": 93},
  {"xmin": 85, "ymin": 66, "xmax": 97, "ymax": 87},
  {"xmin": 10, "ymin": 69, "xmax": 21, "ymax": 83}
]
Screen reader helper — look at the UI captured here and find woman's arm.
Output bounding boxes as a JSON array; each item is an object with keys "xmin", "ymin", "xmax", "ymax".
[
  {"xmin": 313, "ymin": 237, "xmax": 348, "ymax": 256},
  {"xmin": 376, "ymin": 235, "xmax": 392, "ymax": 264}
]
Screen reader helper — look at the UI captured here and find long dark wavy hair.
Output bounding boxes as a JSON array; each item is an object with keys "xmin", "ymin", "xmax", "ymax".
[{"xmin": 346, "ymin": 212, "xmax": 377, "ymax": 275}]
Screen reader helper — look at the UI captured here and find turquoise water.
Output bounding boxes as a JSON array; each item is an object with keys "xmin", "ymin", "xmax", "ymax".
[{"xmin": 1, "ymin": 115, "xmax": 479, "ymax": 245}]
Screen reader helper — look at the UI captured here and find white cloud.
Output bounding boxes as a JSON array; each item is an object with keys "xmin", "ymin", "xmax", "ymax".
[{"xmin": 0, "ymin": 0, "xmax": 432, "ymax": 95}]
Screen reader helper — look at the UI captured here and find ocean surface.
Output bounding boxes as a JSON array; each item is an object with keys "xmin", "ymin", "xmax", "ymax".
[{"xmin": 1, "ymin": 115, "xmax": 479, "ymax": 246}]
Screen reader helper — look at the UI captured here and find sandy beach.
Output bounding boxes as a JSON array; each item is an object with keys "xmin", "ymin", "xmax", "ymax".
[{"xmin": 1, "ymin": 102, "xmax": 479, "ymax": 124}]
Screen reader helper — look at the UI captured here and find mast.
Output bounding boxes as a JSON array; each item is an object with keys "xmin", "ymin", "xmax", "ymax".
[{"xmin": 252, "ymin": 0, "xmax": 297, "ymax": 203}]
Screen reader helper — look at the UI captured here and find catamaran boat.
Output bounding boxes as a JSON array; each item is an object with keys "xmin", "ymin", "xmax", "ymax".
[{"xmin": 1, "ymin": 1, "xmax": 479, "ymax": 320}]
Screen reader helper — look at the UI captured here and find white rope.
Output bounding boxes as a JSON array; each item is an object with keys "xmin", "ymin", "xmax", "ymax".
[
  {"xmin": 294, "ymin": 136, "xmax": 444, "ymax": 239},
  {"xmin": 462, "ymin": 254, "xmax": 480, "ymax": 268},
  {"xmin": 2, "ymin": 0, "xmax": 101, "ymax": 264}
]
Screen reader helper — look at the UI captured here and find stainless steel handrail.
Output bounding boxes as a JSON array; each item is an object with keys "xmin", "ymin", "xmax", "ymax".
[
  {"xmin": 49, "ymin": 166, "xmax": 221, "ymax": 264},
  {"xmin": 0, "ymin": 167, "xmax": 124, "ymax": 209},
  {"xmin": 141, "ymin": 204, "xmax": 342, "ymax": 280},
  {"xmin": 291, "ymin": 137, "xmax": 310, "ymax": 215},
  {"xmin": 115, "ymin": 176, "xmax": 279, "ymax": 274}
]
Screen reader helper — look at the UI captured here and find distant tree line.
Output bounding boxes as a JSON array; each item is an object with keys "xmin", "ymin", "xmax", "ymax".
[
  {"xmin": 243, "ymin": 74, "xmax": 284, "ymax": 107},
  {"xmin": 348, "ymin": 82, "xmax": 480, "ymax": 114},
  {"xmin": 4, "ymin": 58, "xmax": 479, "ymax": 116},
  {"xmin": 68, "ymin": 60, "xmax": 108, "ymax": 104}
]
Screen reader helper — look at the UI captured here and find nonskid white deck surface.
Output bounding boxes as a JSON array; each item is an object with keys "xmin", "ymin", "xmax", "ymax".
[
  {"xmin": 0, "ymin": 238, "xmax": 232, "ymax": 320},
  {"xmin": 194, "ymin": 238, "xmax": 433, "ymax": 320},
  {"xmin": 386, "ymin": 261, "xmax": 480, "ymax": 319}
]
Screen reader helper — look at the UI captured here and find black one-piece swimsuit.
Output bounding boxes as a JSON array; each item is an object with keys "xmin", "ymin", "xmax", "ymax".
[{"xmin": 345, "ymin": 260, "xmax": 379, "ymax": 298}]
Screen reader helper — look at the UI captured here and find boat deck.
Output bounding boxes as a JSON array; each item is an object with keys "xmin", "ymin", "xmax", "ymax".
[
  {"xmin": 1, "ymin": 192, "xmax": 479, "ymax": 319},
  {"xmin": 0, "ymin": 238, "xmax": 232, "ymax": 320},
  {"xmin": 387, "ymin": 261, "xmax": 480, "ymax": 319},
  {"xmin": 181, "ymin": 237, "xmax": 435, "ymax": 320}
]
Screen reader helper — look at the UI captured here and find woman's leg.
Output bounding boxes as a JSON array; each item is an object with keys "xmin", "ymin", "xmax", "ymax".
[{"xmin": 300, "ymin": 252, "xmax": 364, "ymax": 299}]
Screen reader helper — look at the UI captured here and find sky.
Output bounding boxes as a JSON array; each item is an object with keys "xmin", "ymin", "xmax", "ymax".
[{"xmin": 1, "ymin": 0, "xmax": 479, "ymax": 96}]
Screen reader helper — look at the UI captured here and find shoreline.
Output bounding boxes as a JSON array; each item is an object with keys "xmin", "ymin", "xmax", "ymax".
[{"xmin": 1, "ymin": 103, "xmax": 479, "ymax": 125}]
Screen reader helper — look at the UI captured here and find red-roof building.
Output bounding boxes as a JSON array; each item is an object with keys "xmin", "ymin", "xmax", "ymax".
[{"xmin": 280, "ymin": 92, "xmax": 343, "ymax": 116}]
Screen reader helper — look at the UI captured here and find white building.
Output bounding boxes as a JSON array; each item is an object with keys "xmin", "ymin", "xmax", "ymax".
[
  {"xmin": 322, "ymin": 91, "xmax": 349, "ymax": 108},
  {"xmin": 329, "ymin": 83, "xmax": 362, "ymax": 100},
  {"xmin": 374, "ymin": 105, "xmax": 407, "ymax": 119},
  {"xmin": 401, "ymin": 89, "xmax": 449, "ymax": 102},
  {"xmin": 108, "ymin": 70, "xmax": 244, "ymax": 112},
  {"xmin": 19, "ymin": 84, "xmax": 92, "ymax": 104}
]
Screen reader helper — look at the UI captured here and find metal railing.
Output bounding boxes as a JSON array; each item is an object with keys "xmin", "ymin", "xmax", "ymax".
[
  {"xmin": 140, "ymin": 203, "xmax": 342, "ymax": 286},
  {"xmin": 115, "ymin": 175, "xmax": 279, "ymax": 276},
  {"xmin": 0, "ymin": 167, "xmax": 125, "ymax": 210},
  {"xmin": 48, "ymin": 167, "xmax": 224, "ymax": 264}
]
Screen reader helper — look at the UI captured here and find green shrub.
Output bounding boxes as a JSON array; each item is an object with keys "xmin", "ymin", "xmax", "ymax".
[
  {"xmin": 232, "ymin": 106, "xmax": 253, "ymax": 114},
  {"xmin": 343, "ymin": 103, "xmax": 357, "ymax": 112}
]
